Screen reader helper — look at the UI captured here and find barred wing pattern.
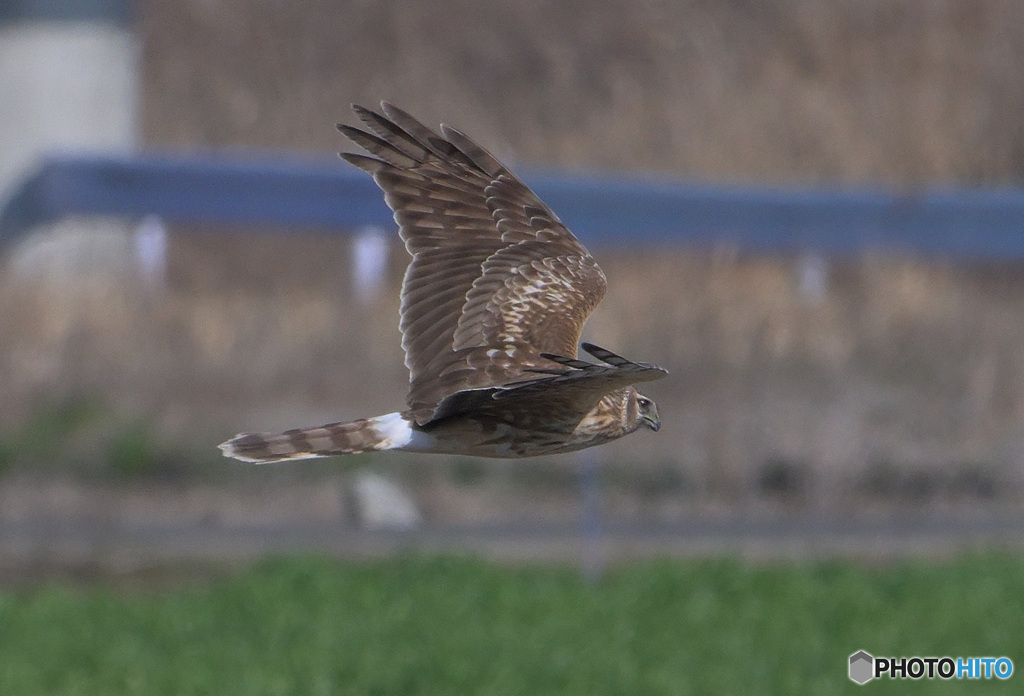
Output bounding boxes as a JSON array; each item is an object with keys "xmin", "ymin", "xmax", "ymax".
[{"xmin": 340, "ymin": 103, "xmax": 607, "ymax": 424}]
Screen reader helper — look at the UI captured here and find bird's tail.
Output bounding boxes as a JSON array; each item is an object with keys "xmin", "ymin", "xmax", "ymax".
[{"xmin": 219, "ymin": 412, "xmax": 417, "ymax": 463}]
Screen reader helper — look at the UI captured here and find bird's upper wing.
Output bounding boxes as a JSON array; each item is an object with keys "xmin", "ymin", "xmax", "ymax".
[
  {"xmin": 426, "ymin": 343, "xmax": 668, "ymax": 434},
  {"xmin": 340, "ymin": 102, "xmax": 607, "ymax": 424}
]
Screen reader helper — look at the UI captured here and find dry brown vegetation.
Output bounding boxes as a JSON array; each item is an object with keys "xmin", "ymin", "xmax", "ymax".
[
  {"xmin": 140, "ymin": 0, "xmax": 1024, "ymax": 185},
  {"xmin": 5, "ymin": 227, "xmax": 1024, "ymax": 513},
  {"xmin": 4, "ymin": 0, "xmax": 1024, "ymax": 518}
]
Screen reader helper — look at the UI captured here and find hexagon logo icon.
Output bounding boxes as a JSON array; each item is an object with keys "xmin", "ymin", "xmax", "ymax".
[{"xmin": 849, "ymin": 650, "xmax": 874, "ymax": 684}]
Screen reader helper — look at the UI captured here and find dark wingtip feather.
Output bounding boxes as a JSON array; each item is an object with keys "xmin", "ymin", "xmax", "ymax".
[
  {"xmin": 539, "ymin": 352, "xmax": 572, "ymax": 363},
  {"xmin": 339, "ymin": 151, "xmax": 382, "ymax": 172},
  {"xmin": 524, "ymin": 367, "xmax": 569, "ymax": 376},
  {"xmin": 539, "ymin": 353, "xmax": 595, "ymax": 370},
  {"xmin": 580, "ymin": 342, "xmax": 632, "ymax": 366}
]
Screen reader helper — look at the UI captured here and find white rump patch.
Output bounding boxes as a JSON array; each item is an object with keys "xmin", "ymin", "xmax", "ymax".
[
  {"xmin": 372, "ymin": 412, "xmax": 435, "ymax": 452},
  {"xmin": 372, "ymin": 412, "xmax": 413, "ymax": 448}
]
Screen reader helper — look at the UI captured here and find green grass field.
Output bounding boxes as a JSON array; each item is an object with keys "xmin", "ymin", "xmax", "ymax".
[{"xmin": 0, "ymin": 554, "xmax": 1020, "ymax": 695}]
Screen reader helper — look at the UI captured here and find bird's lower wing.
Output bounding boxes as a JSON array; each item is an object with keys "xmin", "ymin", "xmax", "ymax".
[{"xmin": 426, "ymin": 346, "xmax": 667, "ymax": 434}]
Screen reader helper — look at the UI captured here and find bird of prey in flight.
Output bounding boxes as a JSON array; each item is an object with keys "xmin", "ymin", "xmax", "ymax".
[{"xmin": 220, "ymin": 102, "xmax": 667, "ymax": 462}]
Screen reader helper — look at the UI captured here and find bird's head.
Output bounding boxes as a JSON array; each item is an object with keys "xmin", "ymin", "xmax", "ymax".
[{"xmin": 632, "ymin": 390, "xmax": 661, "ymax": 432}]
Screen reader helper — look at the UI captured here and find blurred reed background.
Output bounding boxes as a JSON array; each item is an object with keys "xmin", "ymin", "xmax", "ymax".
[{"xmin": 3, "ymin": 0, "xmax": 1024, "ymax": 531}]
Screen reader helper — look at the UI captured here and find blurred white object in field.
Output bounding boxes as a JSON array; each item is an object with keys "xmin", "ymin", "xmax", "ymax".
[
  {"xmin": 133, "ymin": 214, "xmax": 168, "ymax": 290},
  {"xmin": 798, "ymin": 252, "xmax": 829, "ymax": 305},
  {"xmin": 351, "ymin": 472, "xmax": 422, "ymax": 531},
  {"xmin": 351, "ymin": 226, "xmax": 390, "ymax": 304}
]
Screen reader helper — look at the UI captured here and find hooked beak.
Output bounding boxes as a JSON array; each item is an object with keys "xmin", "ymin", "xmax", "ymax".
[{"xmin": 642, "ymin": 412, "xmax": 661, "ymax": 432}]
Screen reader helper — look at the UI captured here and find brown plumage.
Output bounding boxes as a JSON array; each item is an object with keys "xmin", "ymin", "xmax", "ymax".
[{"xmin": 220, "ymin": 103, "xmax": 667, "ymax": 463}]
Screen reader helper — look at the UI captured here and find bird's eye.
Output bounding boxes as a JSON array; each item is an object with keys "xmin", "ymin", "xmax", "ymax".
[{"xmin": 638, "ymin": 397, "xmax": 651, "ymax": 410}]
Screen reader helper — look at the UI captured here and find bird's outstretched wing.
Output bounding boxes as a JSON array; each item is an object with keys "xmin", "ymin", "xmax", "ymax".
[
  {"xmin": 340, "ymin": 102, "xmax": 608, "ymax": 424},
  {"xmin": 425, "ymin": 343, "xmax": 667, "ymax": 435}
]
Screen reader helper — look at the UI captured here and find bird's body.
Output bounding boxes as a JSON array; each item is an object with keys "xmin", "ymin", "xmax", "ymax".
[
  {"xmin": 220, "ymin": 103, "xmax": 667, "ymax": 463},
  {"xmin": 225, "ymin": 387, "xmax": 645, "ymax": 462}
]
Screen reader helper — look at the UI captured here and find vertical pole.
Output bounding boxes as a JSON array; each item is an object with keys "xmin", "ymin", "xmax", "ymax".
[
  {"xmin": 133, "ymin": 214, "xmax": 167, "ymax": 291},
  {"xmin": 579, "ymin": 449, "xmax": 603, "ymax": 583},
  {"xmin": 351, "ymin": 225, "xmax": 390, "ymax": 305},
  {"xmin": 797, "ymin": 252, "xmax": 829, "ymax": 305}
]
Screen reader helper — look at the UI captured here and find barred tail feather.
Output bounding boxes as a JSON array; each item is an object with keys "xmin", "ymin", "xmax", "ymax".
[{"xmin": 219, "ymin": 412, "xmax": 420, "ymax": 463}]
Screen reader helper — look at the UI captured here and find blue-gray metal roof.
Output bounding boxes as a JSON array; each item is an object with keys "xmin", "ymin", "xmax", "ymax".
[{"xmin": 0, "ymin": 0, "xmax": 131, "ymax": 25}]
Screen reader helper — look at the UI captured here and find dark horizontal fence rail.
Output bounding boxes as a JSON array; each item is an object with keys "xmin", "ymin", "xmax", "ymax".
[{"xmin": 4, "ymin": 151, "xmax": 1024, "ymax": 258}]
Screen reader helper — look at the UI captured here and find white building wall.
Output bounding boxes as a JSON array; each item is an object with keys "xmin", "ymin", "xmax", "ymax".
[{"xmin": 0, "ymin": 22, "xmax": 139, "ymax": 198}]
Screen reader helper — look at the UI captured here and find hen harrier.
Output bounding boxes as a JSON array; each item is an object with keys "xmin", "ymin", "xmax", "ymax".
[{"xmin": 220, "ymin": 102, "xmax": 667, "ymax": 462}]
